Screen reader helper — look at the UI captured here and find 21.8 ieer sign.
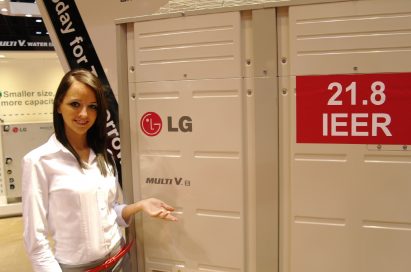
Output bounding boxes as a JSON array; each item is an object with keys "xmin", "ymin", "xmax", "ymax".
[{"xmin": 297, "ymin": 73, "xmax": 411, "ymax": 144}]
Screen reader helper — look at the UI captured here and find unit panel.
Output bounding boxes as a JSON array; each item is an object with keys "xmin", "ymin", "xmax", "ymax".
[
  {"xmin": 132, "ymin": 78, "xmax": 244, "ymax": 271},
  {"xmin": 123, "ymin": 7, "xmax": 280, "ymax": 272},
  {"xmin": 283, "ymin": 74, "xmax": 411, "ymax": 272},
  {"xmin": 292, "ymin": 158, "xmax": 352, "ymax": 218},
  {"xmin": 142, "ymin": 203, "xmax": 242, "ymax": 269},
  {"xmin": 292, "ymin": 223, "xmax": 352, "ymax": 272},
  {"xmin": 361, "ymin": 227, "xmax": 411, "ymax": 272},
  {"xmin": 289, "ymin": 0, "xmax": 411, "ymax": 75},
  {"xmin": 133, "ymin": 12, "xmax": 241, "ymax": 82},
  {"xmin": 139, "ymin": 155, "xmax": 242, "ymax": 216},
  {"xmin": 358, "ymin": 159, "xmax": 411, "ymax": 222},
  {"xmin": 135, "ymin": 79, "xmax": 243, "ymax": 151}
]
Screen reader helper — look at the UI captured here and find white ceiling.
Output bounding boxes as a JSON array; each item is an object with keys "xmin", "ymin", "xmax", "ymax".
[{"xmin": 0, "ymin": 0, "xmax": 39, "ymax": 17}]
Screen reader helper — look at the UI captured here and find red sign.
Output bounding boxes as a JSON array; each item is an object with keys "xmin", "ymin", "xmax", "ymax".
[
  {"xmin": 140, "ymin": 112, "xmax": 162, "ymax": 136},
  {"xmin": 297, "ymin": 73, "xmax": 411, "ymax": 144}
]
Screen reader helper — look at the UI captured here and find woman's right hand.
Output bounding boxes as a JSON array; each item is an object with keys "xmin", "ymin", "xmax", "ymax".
[{"xmin": 139, "ymin": 198, "xmax": 178, "ymax": 221}]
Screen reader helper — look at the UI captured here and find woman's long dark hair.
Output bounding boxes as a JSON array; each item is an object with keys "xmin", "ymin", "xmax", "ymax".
[{"xmin": 53, "ymin": 68, "xmax": 114, "ymax": 176}]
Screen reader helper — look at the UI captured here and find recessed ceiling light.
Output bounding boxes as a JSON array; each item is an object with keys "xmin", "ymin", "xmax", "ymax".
[
  {"xmin": 36, "ymin": 19, "xmax": 42, "ymax": 23},
  {"xmin": 25, "ymin": 14, "xmax": 33, "ymax": 17},
  {"xmin": 36, "ymin": 31, "xmax": 42, "ymax": 35}
]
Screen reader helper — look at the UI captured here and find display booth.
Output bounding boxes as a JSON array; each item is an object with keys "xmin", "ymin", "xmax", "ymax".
[
  {"xmin": 115, "ymin": 0, "xmax": 411, "ymax": 272},
  {"xmin": 33, "ymin": 0, "xmax": 411, "ymax": 271},
  {"xmin": 0, "ymin": 49, "xmax": 63, "ymax": 216}
]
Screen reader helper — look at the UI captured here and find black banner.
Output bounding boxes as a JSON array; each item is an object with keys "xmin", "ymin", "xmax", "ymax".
[{"xmin": 42, "ymin": 0, "xmax": 122, "ymax": 182}]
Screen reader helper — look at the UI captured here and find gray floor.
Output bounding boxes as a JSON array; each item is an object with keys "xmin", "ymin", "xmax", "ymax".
[{"xmin": 0, "ymin": 216, "xmax": 32, "ymax": 272}]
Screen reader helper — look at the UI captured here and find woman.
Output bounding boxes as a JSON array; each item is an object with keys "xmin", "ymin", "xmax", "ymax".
[{"xmin": 22, "ymin": 69, "xmax": 177, "ymax": 272}]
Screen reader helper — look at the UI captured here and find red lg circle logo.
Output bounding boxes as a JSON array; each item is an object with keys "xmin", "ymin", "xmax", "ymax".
[{"xmin": 140, "ymin": 112, "xmax": 162, "ymax": 136}]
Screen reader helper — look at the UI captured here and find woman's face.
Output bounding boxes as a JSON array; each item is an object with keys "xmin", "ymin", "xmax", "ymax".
[{"xmin": 58, "ymin": 81, "xmax": 98, "ymax": 139}]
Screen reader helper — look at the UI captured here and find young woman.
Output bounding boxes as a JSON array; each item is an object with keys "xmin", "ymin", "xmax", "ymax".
[{"xmin": 22, "ymin": 69, "xmax": 177, "ymax": 272}]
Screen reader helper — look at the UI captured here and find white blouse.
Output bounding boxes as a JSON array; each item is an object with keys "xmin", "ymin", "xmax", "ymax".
[{"xmin": 22, "ymin": 134, "xmax": 128, "ymax": 272}]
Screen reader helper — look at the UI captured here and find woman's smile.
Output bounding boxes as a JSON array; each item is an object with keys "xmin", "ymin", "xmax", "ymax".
[{"xmin": 74, "ymin": 118, "xmax": 89, "ymax": 126}]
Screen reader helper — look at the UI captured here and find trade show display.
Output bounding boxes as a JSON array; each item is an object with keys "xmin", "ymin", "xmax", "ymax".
[
  {"xmin": 5, "ymin": 0, "xmax": 410, "ymax": 271},
  {"xmin": 0, "ymin": 6, "xmax": 63, "ymax": 216}
]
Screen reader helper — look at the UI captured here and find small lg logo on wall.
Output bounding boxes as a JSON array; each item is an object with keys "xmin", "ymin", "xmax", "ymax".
[
  {"xmin": 140, "ymin": 112, "xmax": 162, "ymax": 136},
  {"xmin": 140, "ymin": 112, "xmax": 193, "ymax": 137},
  {"xmin": 12, "ymin": 127, "xmax": 27, "ymax": 133}
]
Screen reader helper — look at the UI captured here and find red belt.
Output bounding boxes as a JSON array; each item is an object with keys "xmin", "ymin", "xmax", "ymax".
[{"xmin": 86, "ymin": 239, "xmax": 134, "ymax": 272}]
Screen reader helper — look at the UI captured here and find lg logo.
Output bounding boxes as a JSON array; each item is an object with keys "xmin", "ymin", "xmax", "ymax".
[
  {"xmin": 10, "ymin": 127, "xmax": 27, "ymax": 133},
  {"xmin": 140, "ymin": 112, "xmax": 162, "ymax": 136},
  {"xmin": 140, "ymin": 112, "xmax": 192, "ymax": 137}
]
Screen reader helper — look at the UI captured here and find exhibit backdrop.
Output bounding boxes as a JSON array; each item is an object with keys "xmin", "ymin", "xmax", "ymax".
[{"xmin": 0, "ymin": 52, "xmax": 64, "ymax": 124}]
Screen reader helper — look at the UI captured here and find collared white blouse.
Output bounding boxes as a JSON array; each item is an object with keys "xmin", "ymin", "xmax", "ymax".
[{"xmin": 22, "ymin": 134, "xmax": 128, "ymax": 272}]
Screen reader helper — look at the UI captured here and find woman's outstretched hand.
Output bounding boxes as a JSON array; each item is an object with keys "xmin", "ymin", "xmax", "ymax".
[
  {"xmin": 122, "ymin": 197, "xmax": 178, "ymax": 222},
  {"xmin": 140, "ymin": 198, "xmax": 178, "ymax": 221}
]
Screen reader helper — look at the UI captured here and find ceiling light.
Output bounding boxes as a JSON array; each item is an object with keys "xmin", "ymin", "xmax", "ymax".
[
  {"xmin": 1, "ymin": 8, "xmax": 8, "ymax": 12},
  {"xmin": 0, "ymin": 55, "xmax": 5, "ymax": 58},
  {"xmin": 25, "ymin": 14, "xmax": 33, "ymax": 17},
  {"xmin": 36, "ymin": 19, "xmax": 42, "ymax": 23},
  {"xmin": 36, "ymin": 31, "xmax": 42, "ymax": 35}
]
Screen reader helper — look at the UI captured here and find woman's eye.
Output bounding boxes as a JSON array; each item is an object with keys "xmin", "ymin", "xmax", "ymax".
[
  {"xmin": 89, "ymin": 104, "xmax": 98, "ymax": 110},
  {"xmin": 69, "ymin": 102, "xmax": 80, "ymax": 108}
]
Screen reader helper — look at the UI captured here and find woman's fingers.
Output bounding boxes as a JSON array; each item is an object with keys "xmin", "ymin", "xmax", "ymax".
[
  {"xmin": 163, "ymin": 211, "xmax": 178, "ymax": 221},
  {"xmin": 156, "ymin": 208, "xmax": 178, "ymax": 221},
  {"xmin": 161, "ymin": 202, "xmax": 175, "ymax": 211},
  {"xmin": 143, "ymin": 198, "xmax": 178, "ymax": 221}
]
